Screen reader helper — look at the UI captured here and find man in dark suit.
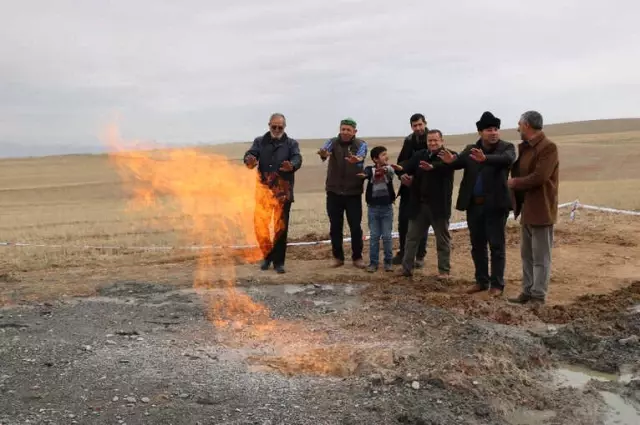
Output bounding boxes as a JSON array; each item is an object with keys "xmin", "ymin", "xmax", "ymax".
[
  {"xmin": 244, "ymin": 113, "xmax": 303, "ymax": 274},
  {"xmin": 438, "ymin": 111, "xmax": 516, "ymax": 295},
  {"xmin": 396, "ymin": 129, "xmax": 455, "ymax": 278},
  {"xmin": 392, "ymin": 113, "xmax": 429, "ymax": 266}
]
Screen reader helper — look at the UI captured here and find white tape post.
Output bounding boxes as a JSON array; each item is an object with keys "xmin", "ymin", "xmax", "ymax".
[{"xmin": 0, "ymin": 200, "xmax": 636, "ymax": 251}]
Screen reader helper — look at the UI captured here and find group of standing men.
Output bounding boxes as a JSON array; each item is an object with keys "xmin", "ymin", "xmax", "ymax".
[{"xmin": 244, "ymin": 110, "xmax": 559, "ymax": 306}]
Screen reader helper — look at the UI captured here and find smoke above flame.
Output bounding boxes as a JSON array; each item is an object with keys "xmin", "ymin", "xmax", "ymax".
[{"xmin": 105, "ymin": 124, "xmax": 281, "ymax": 331}]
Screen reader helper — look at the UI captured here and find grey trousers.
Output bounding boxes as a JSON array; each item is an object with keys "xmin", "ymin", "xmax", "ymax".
[
  {"xmin": 521, "ymin": 224, "xmax": 554, "ymax": 300},
  {"xmin": 402, "ymin": 203, "xmax": 451, "ymax": 273}
]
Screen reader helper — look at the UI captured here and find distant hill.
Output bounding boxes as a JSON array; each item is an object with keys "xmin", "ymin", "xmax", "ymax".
[
  {"xmin": 2, "ymin": 118, "xmax": 639, "ymax": 160},
  {"xmin": 207, "ymin": 118, "xmax": 640, "ymax": 153},
  {"xmin": 0, "ymin": 142, "xmax": 108, "ymax": 159}
]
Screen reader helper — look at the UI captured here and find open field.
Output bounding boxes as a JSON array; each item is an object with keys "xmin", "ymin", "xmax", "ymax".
[
  {"xmin": 2, "ymin": 118, "xmax": 640, "ymax": 277},
  {"xmin": 2, "ymin": 118, "xmax": 640, "ymax": 424}
]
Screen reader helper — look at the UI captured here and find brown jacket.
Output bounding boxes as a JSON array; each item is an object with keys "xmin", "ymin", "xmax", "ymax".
[{"xmin": 511, "ymin": 131, "xmax": 559, "ymax": 226}]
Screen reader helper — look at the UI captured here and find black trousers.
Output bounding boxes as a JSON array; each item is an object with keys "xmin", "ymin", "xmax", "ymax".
[
  {"xmin": 466, "ymin": 203, "xmax": 509, "ymax": 290},
  {"xmin": 398, "ymin": 195, "xmax": 426, "ymax": 259},
  {"xmin": 326, "ymin": 192, "xmax": 363, "ymax": 261},
  {"xmin": 254, "ymin": 200, "xmax": 292, "ymax": 266}
]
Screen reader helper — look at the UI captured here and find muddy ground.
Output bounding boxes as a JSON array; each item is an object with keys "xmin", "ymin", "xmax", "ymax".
[
  {"xmin": 1, "ymin": 278, "xmax": 639, "ymax": 425},
  {"xmin": 1, "ymin": 213, "xmax": 640, "ymax": 424}
]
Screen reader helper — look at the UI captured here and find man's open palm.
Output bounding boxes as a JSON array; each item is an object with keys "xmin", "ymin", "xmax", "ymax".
[
  {"xmin": 279, "ymin": 161, "xmax": 294, "ymax": 172},
  {"xmin": 438, "ymin": 149, "xmax": 455, "ymax": 164},
  {"xmin": 345, "ymin": 154, "xmax": 361, "ymax": 164},
  {"xmin": 246, "ymin": 155, "xmax": 258, "ymax": 168},
  {"xmin": 419, "ymin": 160, "xmax": 433, "ymax": 171},
  {"xmin": 470, "ymin": 148, "xmax": 486, "ymax": 162}
]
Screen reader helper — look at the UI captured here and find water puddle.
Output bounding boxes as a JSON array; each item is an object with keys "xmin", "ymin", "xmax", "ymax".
[
  {"xmin": 600, "ymin": 391, "xmax": 640, "ymax": 425},
  {"xmin": 504, "ymin": 408, "xmax": 556, "ymax": 425},
  {"xmin": 246, "ymin": 283, "xmax": 365, "ymax": 313},
  {"xmin": 283, "ymin": 284, "xmax": 307, "ymax": 295},
  {"xmin": 555, "ymin": 364, "xmax": 634, "ymax": 386},
  {"xmin": 553, "ymin": 364, "xmax": 640, "ymax": 424},
  {"xmin": 554, "ymin": 364, "xmax": 620, "ymax": 387},
  {"xmin": 281, "ymin": 283, "xmax": 364, "ymax": 296}
]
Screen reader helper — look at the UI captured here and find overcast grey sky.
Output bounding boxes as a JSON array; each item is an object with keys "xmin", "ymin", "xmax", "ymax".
[{"xmin": 1, "ymin": 0, "xmax": 639, "ymax": 151}]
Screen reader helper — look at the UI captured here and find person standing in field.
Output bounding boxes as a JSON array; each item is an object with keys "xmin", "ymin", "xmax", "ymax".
[
  {"xmin": 508, "ymin": 110, "xmax": 559, "ymax": 307},
  {"xmin": 438, "ymin": 112, "xmax": 516, "ymax": 296},
  {"xmin": 317, "ymin": 118, "xmax": 367, "ymax": 269},
  {"xmin": 396, "ymin": 129, "xmax": 455, "ymax": 278},
  {"xmin": 357, "ymin": 146, "xmax": 401, "ymax": 272},
  {"xmin": 392, "ymin": 113, "xmax": 429, "ymax": 267},
  {"xmin": 244, "ymin": 113, "xmax": 302, "ymax": 274}
]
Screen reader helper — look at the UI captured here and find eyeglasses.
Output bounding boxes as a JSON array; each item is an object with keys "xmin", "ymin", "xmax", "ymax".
[{"xmin": 270, "ymin": 125, "xmax": 284, "ymax": 131}]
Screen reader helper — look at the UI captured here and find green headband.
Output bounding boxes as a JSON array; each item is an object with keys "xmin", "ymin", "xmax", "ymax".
[{"xmin": 340, "ymin": 118, "xmax": 357, "ymax": 128}]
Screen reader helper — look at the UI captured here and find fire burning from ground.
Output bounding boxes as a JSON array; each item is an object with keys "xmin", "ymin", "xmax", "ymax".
[{"xmin": 105, "ymin": 124, "xmax": 280, "ymax": 331}]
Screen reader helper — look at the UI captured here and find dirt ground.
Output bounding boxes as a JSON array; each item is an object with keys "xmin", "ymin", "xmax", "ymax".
[{"xmin": 1, "ymin": 210, "xmax": 639, "ymax": 424}]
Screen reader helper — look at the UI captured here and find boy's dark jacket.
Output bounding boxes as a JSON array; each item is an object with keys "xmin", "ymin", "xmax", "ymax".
[
  {"xmin": 362, "ymin": 165, "xmax": 396, "ymax": 206},
  {"xmin": 399, "ymin": 147, "xmax": 456, "ymax": 220}
]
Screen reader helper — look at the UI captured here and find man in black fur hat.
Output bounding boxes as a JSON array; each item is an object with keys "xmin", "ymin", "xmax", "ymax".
[{"xmin": 438, "ymin": 112, "xmax": 516, "ymax": 296}]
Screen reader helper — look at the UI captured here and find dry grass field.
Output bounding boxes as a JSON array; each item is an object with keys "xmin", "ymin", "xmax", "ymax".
[{"xmin": 1, "ymin": 118, "xmax": 640, "ymax": 304}]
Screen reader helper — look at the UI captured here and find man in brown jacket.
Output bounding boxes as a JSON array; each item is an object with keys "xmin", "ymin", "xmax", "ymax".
[{"xmin": 507, "ymin": 111, "xmax": 559, "ymax": 306}]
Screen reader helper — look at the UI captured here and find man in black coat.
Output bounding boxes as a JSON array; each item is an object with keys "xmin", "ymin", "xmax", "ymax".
[
  {"xmin": 438, "ymin": 112, "xmax": 516, "ymax": 295},
  {"xmin": 392, "ymin": 113, "xmax": 429, "ymax": 266},
  {"xmin": 244, "ymin": 113, "xmax": 303, "ymax": 274},
  {"xmin": 397, "ymin": 129, "xmax": 455, "ymax": 277}
]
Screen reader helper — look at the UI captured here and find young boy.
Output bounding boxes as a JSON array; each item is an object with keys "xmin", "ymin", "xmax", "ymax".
[{"xmin": 358, "ymin": 146, "xmax": 400, "ymax": 272}]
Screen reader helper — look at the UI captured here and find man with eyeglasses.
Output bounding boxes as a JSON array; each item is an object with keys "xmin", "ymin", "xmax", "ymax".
[
  {"xmin": 244, "ymin": 113, "xmax": 303, "ymax": 274},
  {"xmin": 317, "ymin": 118, "xmax": 368, "ymax": 268}
]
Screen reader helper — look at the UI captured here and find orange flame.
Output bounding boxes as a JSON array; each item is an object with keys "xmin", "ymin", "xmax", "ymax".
[{"xmin": 105, "ymin": 124, "xmax": 282, "ymax": 330}]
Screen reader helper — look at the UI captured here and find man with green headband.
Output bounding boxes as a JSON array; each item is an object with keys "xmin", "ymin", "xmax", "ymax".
[{"xmin": 317, "ymin": 118, "xmax": 368, "ymax": 268}]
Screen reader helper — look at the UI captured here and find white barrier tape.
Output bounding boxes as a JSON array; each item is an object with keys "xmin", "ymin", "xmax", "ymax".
[
  {"xmin": 0, "ymin": 200, "xmax": 634, "ymax": 251},
  {"xmin": 558, "ymin": 201, "xmax": 575, "ymax": 209},
  {"xmin": 576, "ymin": 204, "xmax": 640, "ymax": 216}
]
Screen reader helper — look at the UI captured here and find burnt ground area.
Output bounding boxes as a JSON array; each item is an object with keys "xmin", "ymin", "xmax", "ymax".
[{"xmin": 1, "ymin": 278, "xmax": 639, "ymax": 425}]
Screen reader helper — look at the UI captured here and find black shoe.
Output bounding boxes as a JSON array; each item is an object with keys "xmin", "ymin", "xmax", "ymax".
[
  {"xmin": 508, "ymin": 293, "xmax": 531, "ymax": 304},
  {"xmin": 260, "ymin": 260, "xmax": 271, "ymax": 271},
  {"xmin": 274, "ymin": 265, "xmax": 286, "ymax": 274},
  {"xmin": 392, "ymin": 254, "xmax": 403, "ymax": 265},
  {"xmin": 414, "ymin": 258, "xmax": 425, "ymax": 269}
]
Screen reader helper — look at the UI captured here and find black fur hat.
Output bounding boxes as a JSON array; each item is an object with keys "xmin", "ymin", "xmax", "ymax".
[{"xmin": 476, "ymin": 111, "xmax": 501, "ymax": 131}]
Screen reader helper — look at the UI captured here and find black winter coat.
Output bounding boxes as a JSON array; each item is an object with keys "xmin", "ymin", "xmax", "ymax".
[
  {"xmin": 399, "ymin": 147, "xmax": 456, "ymax": 220},
  {"xmin": 448, "ymin": 139, "xmax": 516, "ymax": 212}
]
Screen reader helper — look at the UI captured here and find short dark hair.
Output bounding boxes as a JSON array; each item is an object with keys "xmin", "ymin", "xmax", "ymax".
[
  {"xmin": 370, "ymin": 146, "xmax": 387, "ymax": 161},
  {"xmin": 410, "ymin": 113, "xmax": 426, "ymax": 124},
  {"xmin": 427, "ymin": 129, "xmax": 443, "ymax": 138}
]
